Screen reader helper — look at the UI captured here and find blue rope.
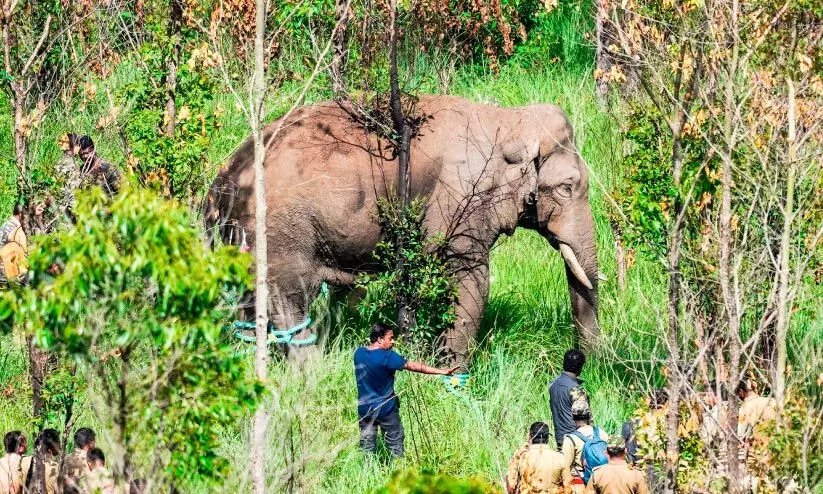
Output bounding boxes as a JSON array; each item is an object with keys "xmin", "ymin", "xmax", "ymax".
[
  {"xmin": 231, "ymin": 317, "xmax": 316, "ymax": 346},
  {"xmin": 229, "ymin": 282, "xmax": 329, "ymax": 347}
]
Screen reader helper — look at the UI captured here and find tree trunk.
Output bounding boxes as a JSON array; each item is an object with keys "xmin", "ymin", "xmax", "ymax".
[
  {"xmin": 388, "ymin": 0, "xmax": 414, "ymax": 334},
  {"xmin": 720, "ymin": 15, "xmax": 742, "ymax": 489},
  {"xmin": 164, "ymin": 0, "xmax": 183, "ymax": 137},
  {"xmin": 611, "ymin": 219, "xmax": 627, "ymax": 289},
  {"xmin": 118, "ymin": 346, "xmax": 134, "ymax": 486},
  {"xmin": 594, "ymin": 0, "xmax": 610, "ymax": 103},
  {"xmin": 250, "ymin": 0, "xmax": 269, "ymax": 489},
  {"xmin": 12, "ymin": 85, "xmax": 27, "ymax": 190},
  {"xmin": 28, "ymin": 336, "xmax": 47, "ymax": 420},
  {"xmin": 663, "ymin": 120, "xmax": 685, "ymax": 494},
  {"xmin": 331, "ymin": 0, "xmax": 350, "ymax": 98},
  {"xmin": 774, "ymin": 78, "xmax": 797, "ymax": 408},
  {"xmin": 29, "ymin": 438, "xmax": 47, "ymax": 494}
]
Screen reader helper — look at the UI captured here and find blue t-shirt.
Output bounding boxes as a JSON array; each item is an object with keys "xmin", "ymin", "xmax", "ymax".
[{"xmin": 354, "ymin": 347, "xmax": 407, "ymax": 418}]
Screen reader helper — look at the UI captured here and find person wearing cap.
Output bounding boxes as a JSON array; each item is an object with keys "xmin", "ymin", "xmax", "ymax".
[
  {"xmin": 550, "ymin": 349, "xmax": 589, "ymax": 449},
  {"xmin": 562, "ymin": 399, "xmax": 609, "ymax": 493},
  {"xmin": 507, "ymin": 422, "xmax": 572, "ymax": 494},
  {"xmin": 585, "ymin": 436, "xmax": 649, "ymax": 494}
]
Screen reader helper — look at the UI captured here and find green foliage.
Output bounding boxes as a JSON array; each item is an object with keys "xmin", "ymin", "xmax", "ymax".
[
  {"xmin": 761, "ymin": 386, "xmax": 823, "ymax": 489},
  {"xmin": 0, "ymin": 186, "xmax": 262, "ymax": 486},
  {"xmin": 508, "ymin": 0, "xmax": 594, "ymax": 71},
  {"xmin": 615, "ymin": 107, "xmax": 677, "ymax": 259},
  {"xmin": 374, "ymin": 469, "xmax": 496, "ymax": 493},
  {"xmin": 120, "ymin": 6, "xmax": 222, "ymax": 200},
  {"xmin": 356, "ymin": 197, "xmax": 457, "ymax": 343},
  {"xmin": 614, "ymin": 105, "xmax": 720, "ymax": 262}
]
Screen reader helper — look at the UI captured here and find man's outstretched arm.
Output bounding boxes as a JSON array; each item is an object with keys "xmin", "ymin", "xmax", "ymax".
[{"xmin": 404, "ymin": 361, "xmax": 459, "ymax": 375}]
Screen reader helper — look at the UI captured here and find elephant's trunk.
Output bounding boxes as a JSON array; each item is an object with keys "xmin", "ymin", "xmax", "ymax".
[{"xmin": 547, "ymin": 208, "xmax": 599, "ymax": 346}]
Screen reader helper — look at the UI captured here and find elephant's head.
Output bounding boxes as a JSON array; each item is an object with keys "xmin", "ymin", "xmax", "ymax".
[{"xmin": 507, "ymin": 105, "xmax": 599, "ymax": 344}]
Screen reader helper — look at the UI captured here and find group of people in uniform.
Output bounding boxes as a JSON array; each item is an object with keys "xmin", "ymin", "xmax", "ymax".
[
  {"xmin": 0, "ymin": 428, "xmax": 116, "ymax": 494},
  {"xmin": 505, "ymin": 350, "xmax": 779, "ymax": 494}
]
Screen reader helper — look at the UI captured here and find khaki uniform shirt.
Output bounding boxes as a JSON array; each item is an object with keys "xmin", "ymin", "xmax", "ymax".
[
  {"xmin": 80, "ymin": 466, "xmax": 116, "ymax": 494},
  {"xmin": 507, "ymin": 443, "xmax": 572, "ymax": 494},
  {"xmin": 44, "ymin": 455, "xmax": 59, "ymax": 494},
  {"xmin": 63, "ymin": 449, "xmax": 91, "ymax": 490},
  {"xmin": 0, "ymin": 454, "xmax": 31, "ymax": 494},
  {"xmin": 585, "ymin": 461, "xmax": 649, "ymax": 494},
  {"xmin": 562, "ymin": 425, "xmax": 609, "ymax": 478},
  {"xmin": 738, "ymin": 394, "xmax": 776, "ymax": 439}
]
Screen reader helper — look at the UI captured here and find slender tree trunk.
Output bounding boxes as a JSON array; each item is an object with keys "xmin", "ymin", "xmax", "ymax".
[
  {"xmin": 663, "ymin": 116, "xmax": 685, "ymax": 494},
  {"xmin": 610, "ymin": 219, "xmax": 627, "ymax": 289},
  {"xmin": 250, "ymin": 0, "xmax": 269, "ymax": 489},
  {"xmin": 594, "ymin": 0, "xmax": 610, "ymax": 103},
  {"xmin": 774, "ymin": 78, "xmax": 797, "ymax": 408},
  {"xmin": 388, "ymin": 0, "xmax": 414, "ymax": 334},
  {"xmin": 720, "ymin": 10, "xmax": 742, "ymax": 488},
  {"xmin": 12, "ymin": 86, "xmax": 26, "ymax": 190},
  {"xmin": 118, "ymin": 346, "xmax": 133, "ymax": 486},
  {"xmin": 27, "ymin": 335, "xmax": 50, "ymax": 494},
  {"xmin": 331, "ymin": 0, "xmax": 350, "ymax": 98},
  {"xmin": 164, "ymin": 0, "xmax": 183, "ymax": 137}
]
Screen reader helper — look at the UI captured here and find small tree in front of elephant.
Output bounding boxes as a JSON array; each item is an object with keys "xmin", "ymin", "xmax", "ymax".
[{"xmin": 0, "ymin": 187, "xmax": 263, "ymax": 490}]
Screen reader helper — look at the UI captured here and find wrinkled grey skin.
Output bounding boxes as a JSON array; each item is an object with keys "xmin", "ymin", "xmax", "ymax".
[{"xmin": 205, "ymin": 95, "xmax": 598, "ymax": 367}]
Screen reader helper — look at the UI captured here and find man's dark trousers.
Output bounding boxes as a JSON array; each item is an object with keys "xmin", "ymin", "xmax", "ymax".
[{"xmin": 359, "ymin": 409, "xmax": 405, "ymax": 457}]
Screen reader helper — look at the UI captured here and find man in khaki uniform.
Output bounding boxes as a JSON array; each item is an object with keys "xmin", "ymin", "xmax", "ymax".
[
  {"xmin": 736, "ymin": 380, "xmax": 776, "ymax": 440},
  {"xmin": 562, "ymin": 400, "xmax": 608, "ymax": 493},
  {"xmin": 585, "ymin": 437, "xmax": 649, "ymax": 494},
  {"xmin": 80, "ymin": 448, "xmax": 116, "ymax": 494},
  {"xmin": 63, "ymin": 428, "xmax": 96, "ymax": 493},
  {"xmin": 0, "ymin": 431, "xmax": 30, "ymax": 494},
  {"xmin": 507, "ymin": 422, "xmax": 572, "ymax": 494}
]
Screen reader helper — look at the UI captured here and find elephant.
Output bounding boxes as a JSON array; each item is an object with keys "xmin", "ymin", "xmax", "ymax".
[{"xmin": 205, "ymin": 95, "xmax": 598, "ymax": 368}]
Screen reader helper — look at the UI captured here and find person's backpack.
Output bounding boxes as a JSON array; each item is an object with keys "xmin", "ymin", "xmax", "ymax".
[
  {"xmin": 572, "ymin": 427, "xmax": 609, "ymax": 484},
  {"xmin": 0, "ymin": 221, "xmax": 26, "ymax": 284}
]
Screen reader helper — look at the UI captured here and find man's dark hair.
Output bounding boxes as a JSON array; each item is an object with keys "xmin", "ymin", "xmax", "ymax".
[
  {"xmin": 651, "ymin": 389, "xmax": 669, "ymax": 409},
  {"xmin": 607, "ymin": 443, "xmax": 626, "ymax": 456},
  {"xmin": 12, "ymin": 203, "xmax": 24, "ymax": 217},
  {"xmin": 35, "ymin": 429, "xmax": 61, "ymax": 455},
  {"xmin": 77, "ymin": 135, "xmax": 94, "ymax": 152},
  {"xmin": 369, "ymin": 323, "xmax": 393, "ymax": 343},
  {"xmin": 74, "ymin": 428, "xmax": 96, "ymax": 449},
  {"xmin": 563, "ymin": 349, "xmax": 586, "ymax": 375},
  {"xmin": 528, "ymin": 422, "xmax": 550, "ymax": 445},
  {"xmin": 88, "ymin": 447, "xmax": 105, "ymax": 465},
  {"xmin": 736, "ymin": 380, "xmax": 751, "ymax": 396},
  {"xmin": 4, "ymin": 431, "xmax": 24, "ymax": 453}
]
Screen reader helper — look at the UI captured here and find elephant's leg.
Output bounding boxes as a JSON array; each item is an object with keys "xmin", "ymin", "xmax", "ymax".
[
  {"xmin": 269, "ymin": 277, "xmax": 320, "ymax": 363},
  {"xmin": 442, "ymin": 264, "xmax": 489, "ymax": 373},
  {"xmin": 269, "ymin": 265, "xmax": 355, "ymax": 363}
]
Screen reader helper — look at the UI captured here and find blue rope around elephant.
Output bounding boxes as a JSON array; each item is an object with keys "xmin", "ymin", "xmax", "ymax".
[{"xmin": 231, "ymin": 317, "xmax": 317, "ymax": 346}]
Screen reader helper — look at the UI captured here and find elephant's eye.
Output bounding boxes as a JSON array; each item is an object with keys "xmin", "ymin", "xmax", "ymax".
[{"xmin": 558, "ymin": 183, "xmax": 573, "ymax": 198}]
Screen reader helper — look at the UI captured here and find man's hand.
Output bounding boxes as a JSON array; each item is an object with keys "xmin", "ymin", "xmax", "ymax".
[{"xmin": 441, "ymin": 365, "xmax": 460, "ymax": 376}]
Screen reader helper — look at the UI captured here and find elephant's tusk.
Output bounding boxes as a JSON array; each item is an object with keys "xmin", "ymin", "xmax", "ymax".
[{"xmin": 560, "ymin": 243, "xmax": 594, "ymax": 290}]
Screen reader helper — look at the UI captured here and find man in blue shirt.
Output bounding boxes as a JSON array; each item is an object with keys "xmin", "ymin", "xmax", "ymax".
[
  {"xmin": 549, "ymin": 348, "xmax": 589, "ymax": 448},
  {"xmin": 354, "ymin": 323, "xmax": 458, "ymax": 457}
]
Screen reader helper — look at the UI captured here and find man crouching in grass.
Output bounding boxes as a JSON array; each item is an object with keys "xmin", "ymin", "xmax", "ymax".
[{"xmin": 354, "ymin": 323, "xmax": 458, "ymax": 458}]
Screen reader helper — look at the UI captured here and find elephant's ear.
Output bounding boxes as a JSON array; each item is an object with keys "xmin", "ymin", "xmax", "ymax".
[{"xmin": 501, "ymin": 138, "xmax": 539, "ymax": 165}]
